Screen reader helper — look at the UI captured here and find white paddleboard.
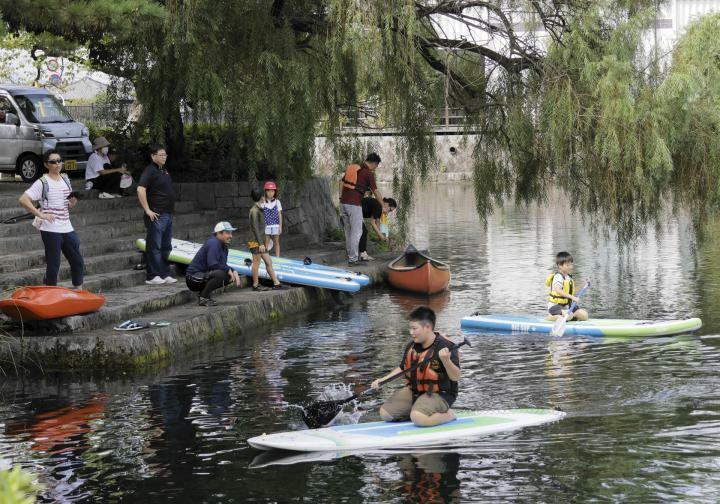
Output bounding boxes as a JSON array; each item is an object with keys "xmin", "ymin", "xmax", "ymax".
[
  {"xmin": 247, "ymin": 408, "xmax": 566, "ymax": 452},
  {"xmin": 136, "ymin": 238, "xmax": 364, "ymax": 293}
]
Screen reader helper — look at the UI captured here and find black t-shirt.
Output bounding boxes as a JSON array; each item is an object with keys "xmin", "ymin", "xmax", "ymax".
[
  {"xmin": 138, "ymin": 163, "xmax": 175, "ymax": 214},
  {"xmin": 361, "ymin": 197, "xmax": 382, "ymax": 219},
  {"xmin": 400, "ymin": 333, "xmax": 460, "ymax": 405}
]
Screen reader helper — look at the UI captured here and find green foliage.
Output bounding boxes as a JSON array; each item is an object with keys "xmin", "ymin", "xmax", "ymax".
[
  {"xmin": 658, "ymin": 13, "xmax": 720, "ymax": 224},
  {"xmin": 0, "ymin": 466, "xmax": 42, "ymax": 504},
  {"xmin": 5, "ymin": 1, "xmax": 720, "ymax": 241},
  {"xmin": 325, "ymin": 226, "xmax": 345, "ymax": 242}
]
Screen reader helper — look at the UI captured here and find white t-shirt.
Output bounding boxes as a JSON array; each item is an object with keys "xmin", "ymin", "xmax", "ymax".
[
  {"xmin": 24, "ymin": 176, "xmax": 74, "ymax": 233},
  {"xmin": 86, "ymin": 152, "xmax": 110, "ymax": 180}
]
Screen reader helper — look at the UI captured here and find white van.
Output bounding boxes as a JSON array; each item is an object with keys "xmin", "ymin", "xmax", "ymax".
[{"xmin": 0, "ymin": 85, "xmax": 93, "ymax": 182}]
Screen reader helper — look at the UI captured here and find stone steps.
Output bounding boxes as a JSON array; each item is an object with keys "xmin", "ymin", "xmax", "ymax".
[
  {"xmin": 0, "ymin": 211, "xmax": 218, "ymax": 253},
  {"xmin": 0, "ymin": 223, "xmax": 216, "ymax": 274},
  {"xmin": 5, "ymin": 244, "xmax": 350, "ymax": 334},
  {"xmin": 0, "ymin": 201, "xmax": 200, "ymax": 237},
  {"xmin": 32, "ymin": 277, "xmax": 253, "ymax": 333}
]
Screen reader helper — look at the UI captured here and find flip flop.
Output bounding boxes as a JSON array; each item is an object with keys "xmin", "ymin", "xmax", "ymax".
[{"xmin": 113, "ymin": 319, "xmax": 150, "ymax": 331}]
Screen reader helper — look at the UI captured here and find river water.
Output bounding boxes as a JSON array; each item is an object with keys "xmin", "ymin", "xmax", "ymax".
[{"xmin": 2, "ymin": 183, "xmax": 720, "ymax": 502}]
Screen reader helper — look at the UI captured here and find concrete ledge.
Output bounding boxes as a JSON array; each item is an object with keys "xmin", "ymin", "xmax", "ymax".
[{"xmin": 0, "ymin": 253, "xmax": 395, "ymax": 371}]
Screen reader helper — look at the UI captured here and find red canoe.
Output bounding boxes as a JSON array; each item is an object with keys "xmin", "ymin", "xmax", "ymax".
[
  {"xmin": 387, "ymin": 246, "xmax": 450, "ymax": 295},
  {"xmin": 0, "ymin": 286, "xmax": 106, "ymax": 321}
]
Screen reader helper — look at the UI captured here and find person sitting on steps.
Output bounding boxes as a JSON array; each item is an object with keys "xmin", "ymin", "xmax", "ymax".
[
  {"xmin": 85, "ymin": 136, "xmax": 129, "ymax": 198},
  {"xmin": 185, "ymin": 221, "xmax": 242, "ymax": 306}
]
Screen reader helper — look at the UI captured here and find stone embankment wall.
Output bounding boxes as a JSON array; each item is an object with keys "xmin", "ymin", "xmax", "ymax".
[
  {"xmin": 174, "ymin": 177, "xmax": 342, "ymax": 243},
  {"xmin": 313, "ymin": 135, "xmax": 478, "ymax": 182}
]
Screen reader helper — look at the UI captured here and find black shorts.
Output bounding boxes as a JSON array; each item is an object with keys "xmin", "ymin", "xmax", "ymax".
[{"xmin": 548, "ymin": 303, "xmax": 578, "ymax": 316}]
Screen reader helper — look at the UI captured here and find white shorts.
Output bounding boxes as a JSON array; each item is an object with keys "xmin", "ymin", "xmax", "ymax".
[{"xmin": 265, "ymin": 225, "xmax": 280, "ymax": 236}]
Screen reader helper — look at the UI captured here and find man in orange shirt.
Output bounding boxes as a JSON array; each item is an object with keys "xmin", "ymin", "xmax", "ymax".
[{"xmin": 339, "ymin": 152, "xmax": 383, "ymax": 265}]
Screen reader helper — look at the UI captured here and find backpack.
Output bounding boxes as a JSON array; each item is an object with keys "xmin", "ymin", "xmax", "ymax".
[{"xmin": 40, "ymin": 173, "xmax": 73, "ymax": 206}]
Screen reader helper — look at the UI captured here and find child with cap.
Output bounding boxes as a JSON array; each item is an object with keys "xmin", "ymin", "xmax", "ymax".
[{"xmin": 262, "ymin": 181, "xmax": 283, "ymax": 257}]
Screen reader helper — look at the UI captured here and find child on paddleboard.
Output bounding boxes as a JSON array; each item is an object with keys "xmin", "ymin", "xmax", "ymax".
[
  {"xmin": 262, "ymin": 181, "xmax": 283, "ymax": 257},
  {"xmin": 372, "ymin": 306, "xmax": 461, "ymax": 427},
  {"xmin": 547, "ymin": 251, "xmax": 589, "ymax": 321}
]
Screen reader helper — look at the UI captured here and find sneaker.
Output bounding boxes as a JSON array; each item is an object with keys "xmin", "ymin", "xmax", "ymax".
[
  {"xmin": 111, "ymin": 193, "xmax": 123, "ymax": 198},
  {"xmin": 360, "ymin": 254, "xmax": 374, "ymax": 261},
  {"xmin": 198, "ymin": 297, "xmax": 217, "ymax": 307},
  {"xmin": 145, "ymin": 276, "xmax": 165, "ymax": 285},
  {"xmin": 252, "ymin": 284, "xmax": 269, "ymax": 292},
  {"xmin": 163, "ymin": 276, "xmax": 178, "ymax": 284},
  {"xmin": 348, "ymin": 260, "xmax": 359, "ymax": 267},
  {"xmin": 99, "ymin": 192, "xmax": 114, "ymax": 199}
]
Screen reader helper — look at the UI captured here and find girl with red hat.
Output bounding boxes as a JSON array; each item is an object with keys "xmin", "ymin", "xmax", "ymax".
[{"xmin": 262, "ymin": 181, "xmax": 283, "ymax": 257}]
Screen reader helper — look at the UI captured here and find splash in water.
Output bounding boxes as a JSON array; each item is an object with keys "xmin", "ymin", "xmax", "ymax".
[{"xmin": 287, "ymin": 383, "xmax": 366, "ymax": 427}]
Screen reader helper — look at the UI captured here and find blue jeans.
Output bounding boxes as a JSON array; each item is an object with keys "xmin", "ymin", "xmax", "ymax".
[
  {"xmin": 40, "ymin": 230, "xmax": 84, "ymax": 286},
  {"xmin": 144, "ymin": 213, "xmax": 173, "ymax": 280}
]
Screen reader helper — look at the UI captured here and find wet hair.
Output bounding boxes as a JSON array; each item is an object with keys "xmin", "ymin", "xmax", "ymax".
[
  {"xmin": 43, "ymin": 149, "xmax": 60, "ymax": 163},
  {"xmin": 149, "ymin": 144, "xmax": 166, "ymax": 156},
  {"xmin": 383, "ymin": 197, "xmax": 397, "ymax": 209},
  {"xmin": 250, "ymin": 187, "xmax": 263, "ymax": 202},
  {"xmin": 365, "ymin": 152, "xmax": 381, "ymax": 164},
  {"xmin": 408, "ymin": 306, "xmax": 436, "ymax": 329},
  {"xmin": 555, "ymin": 251, "xmax": 574, "ymax": 267}
]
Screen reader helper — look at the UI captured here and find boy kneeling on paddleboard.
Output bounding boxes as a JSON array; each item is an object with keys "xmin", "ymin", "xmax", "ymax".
[{"xmin": 372, "ymin": 307, "xmax": 461, "ymax": 427}]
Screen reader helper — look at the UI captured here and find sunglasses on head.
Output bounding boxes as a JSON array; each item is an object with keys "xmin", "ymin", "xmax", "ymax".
[{"xmin": 47, "ymin": 159, "xmax": 63, "ymax": 165}]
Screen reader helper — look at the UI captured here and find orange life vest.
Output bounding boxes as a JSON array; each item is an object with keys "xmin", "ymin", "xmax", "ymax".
[
  {"xmin": 402, "ymin": 333, "xmax": 458, "ymax": 398},
  {"xmin": 342, "ymin": 163, "xmax": 368, "ymax": 194}
]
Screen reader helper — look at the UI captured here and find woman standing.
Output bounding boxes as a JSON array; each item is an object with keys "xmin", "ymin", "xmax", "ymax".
[{"xmin": 18, "ymin": 150, "xmax": 84, "ymax": 288}]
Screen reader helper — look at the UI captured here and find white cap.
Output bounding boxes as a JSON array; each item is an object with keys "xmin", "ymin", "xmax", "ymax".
[{"xmin": 214, "ymin": 221, "xmax": 237, "ymax": 233}]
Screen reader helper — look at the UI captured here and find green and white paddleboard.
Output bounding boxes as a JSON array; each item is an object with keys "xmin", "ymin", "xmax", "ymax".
[{"xmin": 247, "ymin": 408, "xmax": 565, "ymax": 452}]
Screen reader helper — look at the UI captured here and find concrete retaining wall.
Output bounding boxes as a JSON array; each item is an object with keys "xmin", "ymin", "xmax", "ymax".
[
  {"xmin": 313, "ymin": 135, "xmax": 478, "ymax": 182},
  {"xmin": 174, "ymin": 177, "xmax": 342, "ymax": 244}
]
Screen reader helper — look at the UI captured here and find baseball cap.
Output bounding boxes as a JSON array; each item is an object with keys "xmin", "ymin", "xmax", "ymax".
[{"xmin": 214, "ymin": 221, "xmax": 237, "ymax": 233}]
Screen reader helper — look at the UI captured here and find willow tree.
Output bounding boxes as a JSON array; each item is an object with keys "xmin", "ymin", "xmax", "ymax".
[{"xmin": 2, "ymin": 1, "xmax": 718, "ymax": 240}]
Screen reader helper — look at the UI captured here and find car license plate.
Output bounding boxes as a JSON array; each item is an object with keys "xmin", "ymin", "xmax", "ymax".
[{"xmin": 65, "ymin": 160, "xmax": 78, "ymax": 171}]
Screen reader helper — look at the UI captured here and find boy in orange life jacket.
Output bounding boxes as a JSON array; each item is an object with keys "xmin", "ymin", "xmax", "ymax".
[{"xmin": 372, "ymin": 307, "xmax": 461, "ymax": 427}]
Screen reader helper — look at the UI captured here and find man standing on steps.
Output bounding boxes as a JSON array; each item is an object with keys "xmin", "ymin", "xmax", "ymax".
[
  {"xmin": 339, "ymin": 152, "xmax": 383, "ymax": 266},
  {"xmin": 185, "ymin": 222, "xmax": 242, "ymax": 306},
  {"xmin": 137, "ymin": 144, "xmax": 177, "ymax": 285}
]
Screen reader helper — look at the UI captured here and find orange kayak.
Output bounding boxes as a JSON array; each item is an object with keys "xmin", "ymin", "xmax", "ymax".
[
  {"xmin": 387, "ymin": 245, "xmax": 450, "ymax": 295},
  {"xmin": 0, "ymin": 286, "xmax": 106, "ymax": 321}
]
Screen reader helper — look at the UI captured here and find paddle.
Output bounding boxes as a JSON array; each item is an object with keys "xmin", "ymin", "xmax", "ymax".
[
  {"xmin": 550, "ymin": 281, "xmax": 591, "ymax": 337},
  {"xmin": 302, "ymin": 336, "xmax": 471, "ymax": 429}
]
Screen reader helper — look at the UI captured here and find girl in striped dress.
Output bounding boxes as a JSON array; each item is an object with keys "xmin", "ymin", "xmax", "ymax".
[{"xmin": 262, "ymin": 181, "xmax": 283, "ymax": 257}]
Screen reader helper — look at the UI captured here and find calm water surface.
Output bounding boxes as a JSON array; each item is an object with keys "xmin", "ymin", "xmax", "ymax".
[{"xmin": 2, "ymin": 183, "xmax": 720, "ymax": 503}]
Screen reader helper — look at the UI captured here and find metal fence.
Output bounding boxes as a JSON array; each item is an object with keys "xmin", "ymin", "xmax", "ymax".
[{"xmin": 65, "ymin": 104, "xmax": 130, "ymax": 127}]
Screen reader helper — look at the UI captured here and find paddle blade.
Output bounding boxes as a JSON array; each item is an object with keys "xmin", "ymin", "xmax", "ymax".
[
  {"xmin": 551, "ymin": 314, "xmax": 568, "ymax": 337},
  {"xmin": 301, "ymin": 399, "xmax": 345, "ymax": 429}
]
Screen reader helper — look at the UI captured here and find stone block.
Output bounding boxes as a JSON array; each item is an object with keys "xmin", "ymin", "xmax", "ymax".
[
  {"xmin": 179, "ymin": 183, "xmax": 198, "ymax": 202},
  {"xmin": 237, "ymin": 181, "xmax": 251, "ymax": 196},
  {"xmin": 215, "ymin": 182, "xmax": 239, "ymax": 198},
  {"xmin": 198, "ymin": 196, "xmax": 216, "ymax": 210},
  {"xmin": 234, "ymin": 196, "xmax": 252, "ymax": 208},
  {"xmin": 216, "ymin": 197, "xmax": 235, "ymax": 208}
]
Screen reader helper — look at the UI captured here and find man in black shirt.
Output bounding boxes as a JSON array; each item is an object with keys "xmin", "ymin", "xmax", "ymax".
[
  {"xmin": 359, "ymin": 197, "xmax": 396, "ymax": 261},
  {"xmin": 137, "ymin": 144, "xmax": 177, "ymax": 285}
]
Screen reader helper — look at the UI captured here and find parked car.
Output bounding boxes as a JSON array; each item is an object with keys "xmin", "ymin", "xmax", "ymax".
[{"xmin": 0, "ymin": 85, "xmax": 93, "ymax": 182}]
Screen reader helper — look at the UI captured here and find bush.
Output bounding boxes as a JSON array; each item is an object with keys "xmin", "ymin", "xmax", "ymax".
[{"xmin": 0, "ymin": 466, "xmax": 42, "ymax": 504}]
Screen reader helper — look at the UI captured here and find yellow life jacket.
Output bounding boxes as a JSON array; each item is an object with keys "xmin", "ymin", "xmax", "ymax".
[{"xmin": 546, "ymin": 272, "xmax": 574, "ymax": 305}]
